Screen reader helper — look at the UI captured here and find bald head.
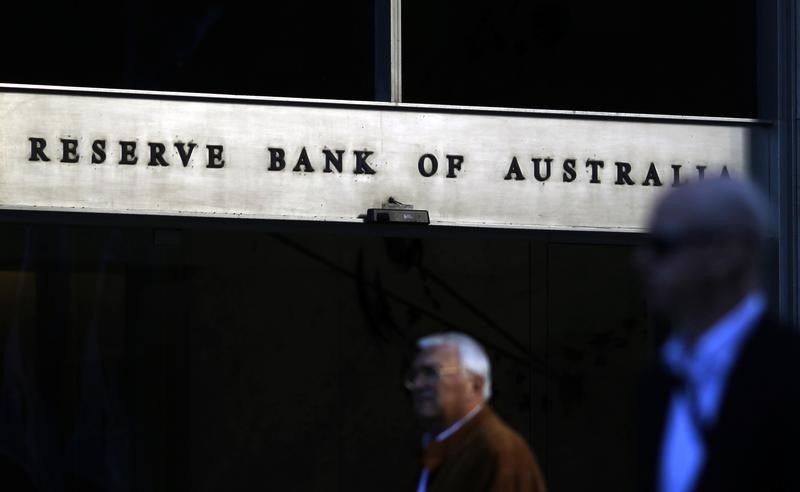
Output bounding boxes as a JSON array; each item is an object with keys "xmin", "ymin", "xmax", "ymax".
[
  {"xmin": 639, "ymin": 178, "xmax": 769, "ymax": 338},
  {"xmin": 650, "ymin": 178, "xmax": 768, "ymax": 249}
]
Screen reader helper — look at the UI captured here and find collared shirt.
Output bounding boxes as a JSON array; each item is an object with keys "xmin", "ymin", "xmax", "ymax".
[
  {"xmin": 417, "ymin": 403, "xmax": 484, "ymax": 492},
  {"xmin": 658, "ymin": 292, "xmax": 766, "ymax": 492}
]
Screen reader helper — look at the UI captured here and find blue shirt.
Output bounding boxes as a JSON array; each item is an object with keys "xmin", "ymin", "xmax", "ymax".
[{"xmin": 658, "ymin": 292, "xmax": 766, "ymax": 492}]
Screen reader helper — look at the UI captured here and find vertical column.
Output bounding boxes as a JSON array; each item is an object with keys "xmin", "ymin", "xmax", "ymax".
[
  {"xmin": 793, "ymin": 0, "xmax": 800, "ymax": 329},
  {"xmin": 758, "ymin": 0, "xmax": 799, "ymax": 327},
  {"xmin": 391, "ymin": 0, "xmax": 402, "ymax": 102},
  {"xmin": 780, "ymin": 0, "xmax": 800, "ymax": 327}
]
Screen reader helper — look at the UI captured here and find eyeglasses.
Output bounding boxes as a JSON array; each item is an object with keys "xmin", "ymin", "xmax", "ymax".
[
  {"xmin": 643, "ymin": 231, "xmax": 717, "ymax": 259},
  {"xmin": 404, "ymin": 364, "xmax": 463, "ymax": 390}
]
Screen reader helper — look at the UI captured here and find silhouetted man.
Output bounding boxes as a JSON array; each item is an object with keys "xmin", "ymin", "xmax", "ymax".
[
  {"xmin": 637, "ymin": 179, "xmax": 800, "ymax": 492},
  {"xmin": 406, "ymin": 332, "xmax": 546, "ymax": 492}
]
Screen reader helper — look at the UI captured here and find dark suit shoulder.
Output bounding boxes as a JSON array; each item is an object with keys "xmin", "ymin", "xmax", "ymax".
[
  {"xmin": 750, "ymin": 315, "xmax": 800, "ymax": 346},
  {"xmin": 737, "ymin": 316, "xmax": 800, "ymax": 387},
  {"xmin": 696, "ymin": 315, "xmax": 800, "ymax": 492}
]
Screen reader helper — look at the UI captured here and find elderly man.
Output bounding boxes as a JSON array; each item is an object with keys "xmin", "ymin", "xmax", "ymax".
[
  {"xmin": 636, "ymin": 178, "xmax": 800, "ymax": 492},
  {"xmin": 406, "ymin": 332, "xmax": 546, "ymax": 492}
]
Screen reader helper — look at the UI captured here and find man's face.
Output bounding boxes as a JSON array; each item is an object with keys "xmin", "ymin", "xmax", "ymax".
[
  {"xmin": 637, "ymin": 229, "xmax": 704, "ymax": 315},
  {"xmin": 407, "ymin": 345, "xmax": 479, "ymax": 427},
  {"xmin": 636, "ymin": 204, "xmax": 731, "ymax": 317},
  {"xmin": 637, "ymin": 180, "xmax": 762, "ymax": 329}
]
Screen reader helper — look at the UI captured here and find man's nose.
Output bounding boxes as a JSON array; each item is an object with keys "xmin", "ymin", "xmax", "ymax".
[
  {"xmin": 406, "ymin": 369, "xmax": 429, "ymax": 390},
  {"xmin": 412, "ymin": 372, "xmax": 430, "ymax": 388}
]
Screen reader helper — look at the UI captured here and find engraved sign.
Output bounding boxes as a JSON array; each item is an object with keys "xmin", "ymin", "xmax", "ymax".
[{"xmin": 0, "ymin": 88, "xmax": 758, "ymax": 231}]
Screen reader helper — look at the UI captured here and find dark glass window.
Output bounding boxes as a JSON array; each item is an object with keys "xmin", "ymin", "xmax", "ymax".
[
  {"xmin": 1, "ymin": 1, "xmax": 376, "ymax": 100},
  {"xmin": 403, "ymin": 0, "xmax": 757, "ymax": 117},
  {"xmin": 0, "ymin": 222, "xmax": 650, "ymax": 491}
]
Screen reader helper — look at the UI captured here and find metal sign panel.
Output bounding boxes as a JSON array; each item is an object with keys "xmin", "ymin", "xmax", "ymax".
[{"xmin": 0, "ymin": 88, "xmax": 756, "ymax": 231}]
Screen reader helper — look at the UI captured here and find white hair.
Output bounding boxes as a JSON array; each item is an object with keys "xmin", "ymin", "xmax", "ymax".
[{"xmin": 417, "ymin": 332, "xmax": 492, "ymax": 399}]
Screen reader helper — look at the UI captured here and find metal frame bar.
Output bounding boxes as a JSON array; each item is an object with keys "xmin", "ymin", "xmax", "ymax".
[
  {"xmin": 0, "ymin": 83, "xmax": 768, "ymax": 126},
  {"xmin": 390, "ymin": 0, "xmax": 402, "ymax": 103}
]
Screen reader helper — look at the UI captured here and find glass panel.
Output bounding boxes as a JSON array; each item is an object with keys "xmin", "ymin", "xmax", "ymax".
[
  {"xmin": 0, "ymin": 1, "xmax": 376, "ymax": 100},
  {"xmin": 403, "ymin": 1, "xmax": 757, "ymax": 117},
  {"xmin": 0, "ymin": 223, "xmax": 652, "ymax": 490}
]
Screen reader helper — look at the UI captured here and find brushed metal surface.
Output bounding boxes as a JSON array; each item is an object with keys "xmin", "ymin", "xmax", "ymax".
[
  {"xmin": 390, "ymin": 0, "xmax": 402, "ymax": 103},
  {"xmin": 0, "ymin": 90, "xmax": 757, "ymax": 232}
]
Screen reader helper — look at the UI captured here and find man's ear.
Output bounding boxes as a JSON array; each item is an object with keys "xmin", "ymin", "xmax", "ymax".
[
  {"xmin": 707, "ymin": 242, "xmax": 750, "ymax": 279},
  {"xmin": 471, "ymin": 374, "xmax": 486, "ymax": 397}
]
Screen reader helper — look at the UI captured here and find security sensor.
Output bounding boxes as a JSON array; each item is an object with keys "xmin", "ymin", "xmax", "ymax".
[
  {"xmin": 365, "ymin": 197, "xmax": 430, "ymax": 225},
  {"xmin": 365, "ymin": 208, "xmax": 430, "ymax": 224}
]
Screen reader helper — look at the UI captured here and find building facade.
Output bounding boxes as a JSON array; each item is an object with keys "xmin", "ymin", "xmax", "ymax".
[{"xmin": 0, "ymin": 1, "xmax": 797, "ymax": 490}]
